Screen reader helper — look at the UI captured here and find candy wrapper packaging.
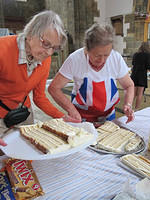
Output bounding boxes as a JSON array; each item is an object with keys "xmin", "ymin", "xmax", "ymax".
[
  {"xmin": 0, "ymin": 170, "xmax": 16, "ymax": 200},
  {"xmin": 4, "ymin": 158, "xmax": 44, "ymax": 200}
]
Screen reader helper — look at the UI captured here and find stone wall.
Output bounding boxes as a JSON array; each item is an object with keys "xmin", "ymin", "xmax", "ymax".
[
  {"xmin": 74, "ymin": 0, "xmax": 99, "ymax": 49},
  {"xmin": 45, "ymin": 0, "xmax": 99, "ymax": 78},
  {"xmin": 45, "ymin": 0, "xmax": 74, "ymax": 78},
  {"xmin": 123, "ymin": 0, "xmax": 148, "ymax": 67},
  {"xmin": 0, "ymin": 0, "xmax": 4, "ymax": 27},
  {"xmin": 1, "ymin": 0, "xmax": 45, "ymax": 33}
]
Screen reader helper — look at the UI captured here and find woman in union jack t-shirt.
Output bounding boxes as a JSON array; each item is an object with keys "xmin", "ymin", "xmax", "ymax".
[{"xmin": 49, "ymin": 23, "xmax": 134, "ymax": 124}]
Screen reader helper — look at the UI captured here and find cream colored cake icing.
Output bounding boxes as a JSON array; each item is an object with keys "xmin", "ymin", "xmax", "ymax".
[
  {"xmin": 94, "ymin": 121, "xmax": 119, "ymax": 145},
  {"xmin": 96, "ymin": 129, "xmax": 111, "ymax": 142},
  {"xmin": 20, "ymin": 119, "xmax": 94, "ymax": 154},
  {"xmin": 97, "ymin": 128, "xmax": 135, "ymax": 153},
  {"xmin": 20, "ymin": 124, "xmax": 70, "ymax": 154},
  {"xmin": 124, "ymin": 136, "xmax": 142, "ymax": 152},
  {"xmin": 95, "ymin": 121, "xmax": 142, "ymax": 153},
  {"xmin": 42, "ymin": 118, "xmax": 79, "ymax": 136},
  {"xmin": 68, "ymin": 128, "xmax": 93, "ymax": 147},
  {"xmin": 121, "ymin": 154, "xmax": 150, "ymax": 178},
  {"xmin": 42, "ymin": 118, "xmax": 93, "ymax": 146},
  {"xmin": 97, "ymin": 121, "xmax": 120, "ymax": 133}
]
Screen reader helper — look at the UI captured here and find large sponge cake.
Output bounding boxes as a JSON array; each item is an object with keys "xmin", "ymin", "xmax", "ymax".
[
  {"xmin": 20, "ymin": 124, "xmax": 70, "ymax": 154},
  {"xmin": 20, "ymin": 119, "xmax": 93, "ymax": 154},
  {"xmin": 42, "ymin": 119, "xmax": 93, "ymax": 147}
]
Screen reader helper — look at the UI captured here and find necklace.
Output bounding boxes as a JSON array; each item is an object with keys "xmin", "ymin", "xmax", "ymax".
[
  {"xmin": 26, "ymin": 54, "xmax": 34, "ymax": 65},
  {"xmin": 85, "ymin": 49, "xmax": 104, "ymax": 72},
  {"xmin": 89, "ymin": 59, "xmax": 104, "ymax": 71},
  {"xmin": 25, "ymin": 38, "xmax": 34, "ymax": 65}
]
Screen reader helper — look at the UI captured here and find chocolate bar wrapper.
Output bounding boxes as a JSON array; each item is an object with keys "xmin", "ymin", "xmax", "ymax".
[
  {"xmin": 0, "ymin": 170, "xmax": 16, "ymax": 200},
  {"xmin": 5, "ymin": 158, "xmax": 44, "ymax": 200}
]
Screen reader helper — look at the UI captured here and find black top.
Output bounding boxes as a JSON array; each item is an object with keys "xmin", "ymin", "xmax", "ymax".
[{"xmin": 131, "ymin": 52, "xmax": 150, "ymax": 87}]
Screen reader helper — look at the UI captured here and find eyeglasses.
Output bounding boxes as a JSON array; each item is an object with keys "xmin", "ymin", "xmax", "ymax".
[{"xmin": 39, "ymin": 36, "xmax": 61, "ymax": 52}]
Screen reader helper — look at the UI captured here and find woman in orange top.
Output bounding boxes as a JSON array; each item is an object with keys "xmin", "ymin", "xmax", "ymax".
[{"xmin": 0, "ymin": 10, "xmax": 80, "ymax": 146}]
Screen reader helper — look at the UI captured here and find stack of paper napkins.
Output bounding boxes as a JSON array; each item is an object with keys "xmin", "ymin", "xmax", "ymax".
[
  {"xmin": 113, "ymin": 192, "xmax": 135, "ymax": 200},
  {"xmin": 136, "ymin": 178, "xmax": 150, "ymax": 200},
  {"xmin": 113, "ymin": 178, "xmax": 150, "ymax": 200}
]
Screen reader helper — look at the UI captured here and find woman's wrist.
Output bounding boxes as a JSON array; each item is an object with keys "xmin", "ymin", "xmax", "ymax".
[{"xmin": 124, "ymin": 103, "xmax": 132, "ymax": 108}]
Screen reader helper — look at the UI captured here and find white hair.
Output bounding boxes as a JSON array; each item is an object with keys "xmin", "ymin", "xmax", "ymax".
[
  {"xmin": 23, "ymin": 10, "xmax": 67, "ymax": 46},
  {"xmin": 84, "ymin": 23, "xmax": 115, "ymax": 51}
]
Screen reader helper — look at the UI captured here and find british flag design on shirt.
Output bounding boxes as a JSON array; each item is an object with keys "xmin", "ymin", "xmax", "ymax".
[{"xmin": 71, "ymin": 77, "xmax": 120, "ymax": 121}]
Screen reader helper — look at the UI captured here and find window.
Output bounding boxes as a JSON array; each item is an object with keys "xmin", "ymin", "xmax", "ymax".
[
  {"xmin": 0, "ymin": 0, "xmax": 45, "ymax": 34},
  {"xmin": 111, "ymin": 15, "xmax": 123, "ymax": 36}
]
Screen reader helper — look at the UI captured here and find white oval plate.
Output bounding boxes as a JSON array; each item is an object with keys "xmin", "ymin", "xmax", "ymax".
[{"xmin": 0, "ymin": 122, "xmax": 97, "ymax": 160}]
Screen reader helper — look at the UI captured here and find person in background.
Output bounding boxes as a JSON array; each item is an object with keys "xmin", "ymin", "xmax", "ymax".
[
  {"xmin": 0, "ymin": 10, "xmax": 79, "ymax": 147},
  {"xmin": 131, "ymin": 42, "xmax": 150, "ymax": 110},
  {"xmin": 48, "ymin": 23, "xmax": 134, "ymax": 124}
]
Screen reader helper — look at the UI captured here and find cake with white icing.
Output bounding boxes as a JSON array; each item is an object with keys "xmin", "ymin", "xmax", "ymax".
[
  {"xmin": 20, "ymin": 124, "xmax": 70, "ymax": 154},
  {"xmin": 121, "ymin": 154, "xmax": 150, "ymax": 178},
  {"xmin": 42, "ymin": 118, "xmax": 93, "ymax": 147},
  {"xmin": 97, "ymin": 128, "xmax": 135, "ymax": 153},
  {"xmin": 95, "ymin": 121, "xmax": 142, "ymax": 153},
  {"xmin": 97, "ymin": 121, "xmax": 120, "ymax": 133},
  {"xmin": 20, "ymin": 119, "xmax": 93, "ymax": 154}
]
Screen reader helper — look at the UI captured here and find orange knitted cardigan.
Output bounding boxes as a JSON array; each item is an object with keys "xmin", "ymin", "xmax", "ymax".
[{"xmin": 0, "ymin": 35, "xmax": 64, "ymax": 118}]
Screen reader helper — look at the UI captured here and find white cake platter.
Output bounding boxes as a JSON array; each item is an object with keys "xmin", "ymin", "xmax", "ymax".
[{"xmin": 0, "ymin": 122, "xmax": 97, "ymax": 160}]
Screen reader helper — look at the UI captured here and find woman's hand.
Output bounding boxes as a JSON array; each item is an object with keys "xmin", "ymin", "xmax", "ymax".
[
  {"xmin": 62, "ymin": 114, "xmax": 81, "ymax": 123},
  {"xmin": 123, "ymin": 103, "xmax": 135, "ymax": 123},
  {"xmin": 0, "ymin": 138, "xmax": 7, "ymax": 146}
]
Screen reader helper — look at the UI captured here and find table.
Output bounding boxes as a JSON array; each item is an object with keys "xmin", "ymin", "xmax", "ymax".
[{"xmin": 1, "ymin": 107, "xmax": 150, "ymax": 200}]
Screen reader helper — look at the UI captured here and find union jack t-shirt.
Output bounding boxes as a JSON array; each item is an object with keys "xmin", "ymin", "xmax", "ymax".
[{"xmin": 59, "ymin": 48, "xmax": 128, "ymax": 122}]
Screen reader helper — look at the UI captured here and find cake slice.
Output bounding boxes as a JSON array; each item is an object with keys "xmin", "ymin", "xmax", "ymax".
[
  {"xmin": 121, "ymin": 154, "xmax": 150, "ymax": 178},
  {"xmin": 42, "ymin": 118, "xmax": 93, "ymax": 147},
  {"xmin": 124, "ymin": 136, "xmax": 142, "ymax": 152},
  {"xmin": 93, "ymin": 121, "xmax": 142, "ymax": 153},
  {"xmin": 42, "ymin": 119, "xmax": 79, "ymax": 141},
  {"xmin": 97, "ymin": 121, "xmax": 120, "ymax": 133},
  {"xmin": 92, "ymin": 121, "xmax": 119, "ymax": 145},
  {"xmin": 96, "ymin": 128, "xmax": 112, "ymax": 142},
  {"xmin": 97, "ymin": 128, "xmax": 135, "ymax": 153},
  {"xmin": 20, "ymin": 124, "xmax": 70, "ymax": 154},
  {"xmin": 20, "ymin": 119, "xmax": 94, "ymax": 154}
]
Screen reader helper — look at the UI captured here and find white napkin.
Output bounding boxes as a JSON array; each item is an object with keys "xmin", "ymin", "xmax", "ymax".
[
  {"xmin": 136, "ymin": 178, "xmax": 150, "ymax": 200},
  {"xmin": 113, "ymin": 179, "xmax": 136, "ymax": 200},
  {"xmin": 113, "ymin": 192, "xmax": 135, "ymax": 200}
]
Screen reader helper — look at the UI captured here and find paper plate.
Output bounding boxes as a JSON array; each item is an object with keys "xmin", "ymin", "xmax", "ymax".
[{"xmin": 0, "ymin": 122, "xmax": 97, "ymax": 160}]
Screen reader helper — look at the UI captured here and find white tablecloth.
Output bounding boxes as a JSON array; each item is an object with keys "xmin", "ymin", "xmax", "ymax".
[{"xmin": 1, "ymin": 107, "xmax": 150, "ymax": 200}]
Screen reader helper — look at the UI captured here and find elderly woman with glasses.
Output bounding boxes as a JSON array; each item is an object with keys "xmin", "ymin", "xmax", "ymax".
[
  {"xmin": 49, "ymin": 23, "xmax": 135, "ymax": 124},
  {"xmin": 0, "ymin": 10, "xmax": 80, "ymax": 147}
]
